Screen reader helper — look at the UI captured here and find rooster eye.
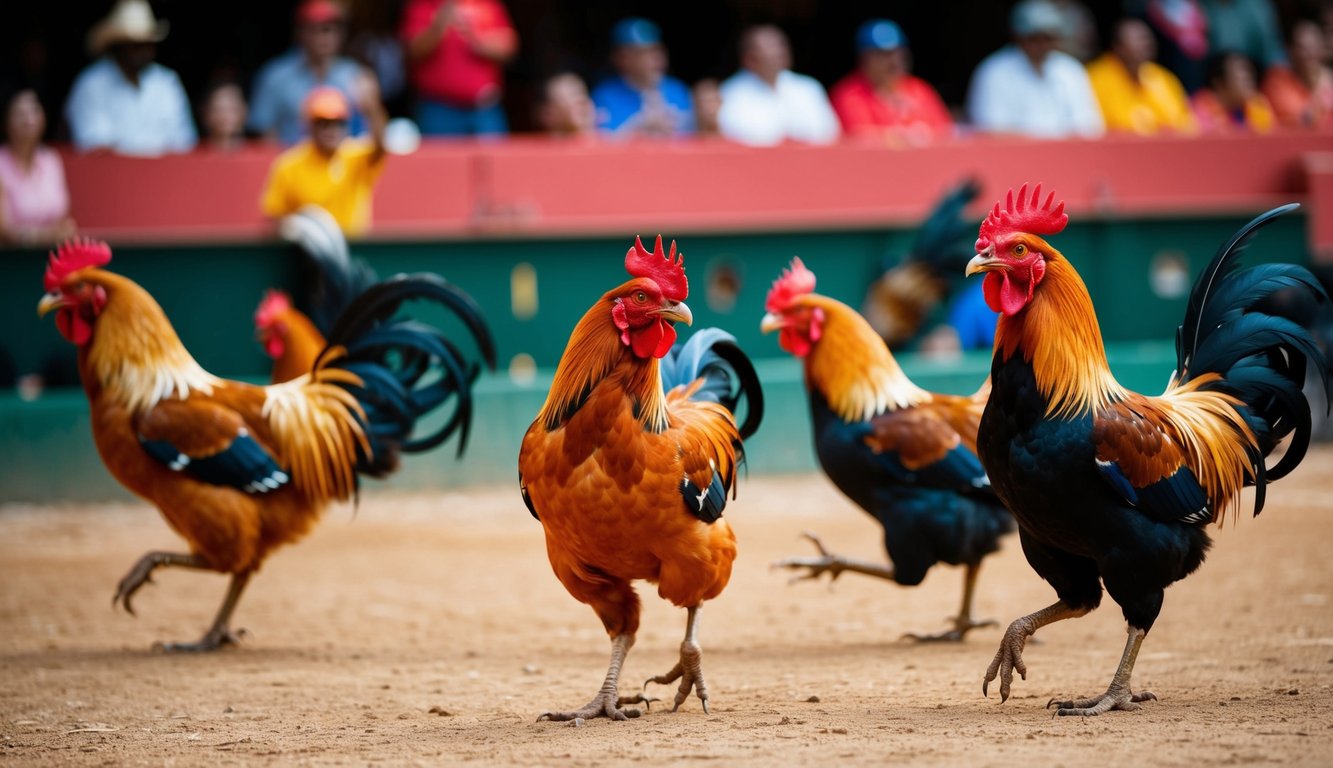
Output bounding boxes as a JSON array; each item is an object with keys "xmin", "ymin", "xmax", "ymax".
[
  {"xmin": 634, "ymin": 291, "xmax": 647, "ymax": 303},
  {"xmin": 1013, "ymin": 244, "xmax": 1027, "ymax": 257}
]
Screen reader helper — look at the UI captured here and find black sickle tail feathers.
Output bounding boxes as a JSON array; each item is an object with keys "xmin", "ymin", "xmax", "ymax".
[
  {"xmin": 316, "ymin": 273, "xmax": 498, "ymax": 476},
  {"xmin": 279, "ymin": 205, "xmax": 379, "ymax": 333},
  {"xmin": 660, "ymin": 327, "xmax": 765, "ymax": 441},
  {"xmin": 1173, "ymin": 204, "xmax": 1330, "ymax": 513},
  {"xmin": 907, "ymin": 177, "xmax": 983, "ymax": 274}
]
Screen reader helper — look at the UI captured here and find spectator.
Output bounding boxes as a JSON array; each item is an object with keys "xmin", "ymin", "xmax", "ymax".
[
  {"xmin": 400, "ymin": 0, "xmax": 517, "ymax": 137},
  {"xmin": 1087, "ymin": 18, "xmax": 1197, "ymax": 134},
  {"xmin": 535, "ymin": 72, "xmax": 596, "ymax": 138},
  {"xmin": 1262, "ymin": 19, "xmax": 1333, "ymax": 129},
  {"xmin": 1139, "ymin": 0, "xmax": 1210, "ymax": 93},
  {"xmin": 1192, "ymin": 51, "xmax": 1276, "ymax": 132},
  {"xmin": 249, "ymin": 0, "xmax": 367, "ymax": 146},
  {"xmin": 260, "ymin": 79, "xmax": 388, "ymax": 237},
  {"xmin": 693, "ymin": 78, "xmax": 723, "ymax": 137},
  {"xmin": 0, "ymin": 88, "xmax": 74, "ymax": 246},
  {"xmin": 200, "ymin": 81, "xmax": 249, "ymax": 152},
  {"xmin": 1199, "ymin": 0, "xmax": 1287, "ymax": 72},
  {"xmin": 966, "ymin": 0, "xmax": 1104, "ymax": 138},
  {"xmin": 64, "ymin": 0, "xmax": 196, "ymax": 156},
  {"xmin": 592, "ymin": 18, "xmax": 694, "ymax": 137},
  {"xmin": 717, "ymin": 24, "xmax": 840, "ymax": 146},
  {"xmin": 829, "ymin": 19, "xmax": 953, "ymax": 144}
]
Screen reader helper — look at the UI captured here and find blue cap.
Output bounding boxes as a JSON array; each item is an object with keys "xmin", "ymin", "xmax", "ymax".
[
  {"xmin": 856, "ymin": 19, "xmax": 906, "ymax": 52},
  {"xmin": 611, "ymin": 17, "xmax": 661, "ymax": 47}
]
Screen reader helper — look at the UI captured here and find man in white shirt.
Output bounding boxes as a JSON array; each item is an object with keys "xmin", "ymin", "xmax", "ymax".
[
  {"xmin": 966, "ymin": 0, "xmax": 1104, "ymax": 139},
  {"xmin": 717, "ymin": 25, "xmax": 841, "ymax": 147},
  {"xmin": 65, "ymin": 0, "xmax": 197, "ymax": 156}
]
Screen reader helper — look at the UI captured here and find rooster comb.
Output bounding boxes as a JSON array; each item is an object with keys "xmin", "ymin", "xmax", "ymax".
[
  {"xmin": 765, "ymin": 257, "xmax": 816, "ymax": 313},
  {"xmin": 254, "ymin": 289, "xmax": 292, "ymax": 329},
  {"xmin": 44, "ymin": 238, "xmax": 112, "ymax": 292},
  {"xmin": 976, "ymin": 183, "xmax": 1068, "ymax": 251},
  {"xmin": 625, "ymin": 235, "xmax": 688, "ymax": 302}
]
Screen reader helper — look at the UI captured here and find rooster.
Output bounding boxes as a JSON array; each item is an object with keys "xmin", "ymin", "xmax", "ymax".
[
  {"xmin": 38, "ymin": 239, "xmax": 495, "ymax": 651},
  {"xmin": 861, "ymin": 178, "xmax": 982, "ymax": 349},
  {"xmin": 967, "ymin": 184, "xmax": 1328, "ymax": 715},
  {"xmin": 519, "ymin": 236, "xmax": 763, "ymax": 722},
  {"xmin": 762, "ymin": 258, "xmax": 1014, "ymax": 641}
]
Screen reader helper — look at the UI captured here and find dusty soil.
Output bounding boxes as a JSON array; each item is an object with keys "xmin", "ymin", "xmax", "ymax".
[{"xmin": 3, "ymin": 449, "xmax": 1332, "ymax": 767}]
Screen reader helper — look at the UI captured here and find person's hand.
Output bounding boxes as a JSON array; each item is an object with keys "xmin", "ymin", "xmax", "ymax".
[{"xmin": 351, "ymin": 69, "xmax": 383, "ymax": 113}]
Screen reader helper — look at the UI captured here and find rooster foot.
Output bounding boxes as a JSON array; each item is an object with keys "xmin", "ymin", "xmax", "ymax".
[
  {"xmin": 983, "ymin": 618, "xmax": 1035, "ymax": 702},
  {"xmin": 153, "ymin": 627, "xmax": 248, "ymax": 653},
  {"xmin": 904, "ymin": 616, "xmax": 999, "ymax": 643},
  {"xmin": 644, "ymin": 640, "xmax": 710, "ymax": 713},
  {"xmin": 1047, "ymin": 689, "xmax": 1157, "ymax": 717},
  {"xmin": 771, "ymin": 531, "xmax": 894, "ymax": 584},
  {"xmin": 537, "ymin": 692, "xmax": 655, "ymax": 723}
]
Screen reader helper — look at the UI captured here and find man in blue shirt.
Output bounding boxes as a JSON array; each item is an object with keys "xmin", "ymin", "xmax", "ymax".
[{"xmin": 591, "ymin": 18, "xmax": 694, "ymax": 137}]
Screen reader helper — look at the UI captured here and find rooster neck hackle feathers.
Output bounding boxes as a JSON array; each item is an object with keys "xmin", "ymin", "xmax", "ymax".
[{"xmin": 803, "ymin": 295, "xmax": 930, "ymax": 422}]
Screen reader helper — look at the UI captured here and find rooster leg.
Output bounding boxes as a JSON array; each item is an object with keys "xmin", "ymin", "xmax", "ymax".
[
  {"xmin": 644, "ymin": 605, "xmax": 711, "ymax": 714},
  {"xmin": 771, "ymin": 531, "xmax": 895, "ymax": 584},
  {"xmin": 983, "ymin": 600, "xmax": 1089, "ymax": 702},
  {"xmin": 113, "ymin": 551, "xmax": 212, "ymax": 616},
  {"xmin": 1046, "ymin": 626, "xmax": 1157, "ymax": 716},
  {"xmin": 155, "ymin": 572, "xmax": 253, "ymax": 653},
  {"xmin": 904, "ymin": 563, "xmax": 998, "ymax": 642},
  {"xmin": 537, "ymin": 634, "xmax": 654, "ymax": 723}
]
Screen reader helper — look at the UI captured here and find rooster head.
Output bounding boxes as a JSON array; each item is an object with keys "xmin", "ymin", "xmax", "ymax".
[
  {"xmin": 760, "ymin": 257, "xmax": 825, "ymax": 358},
  {"xmin": 38, "ymin": 238, "xmax": 114, "ymax": 346},
  {"xmin": 254, "ymin": 290, "xmax": 294, "ymax": 359},
  {"xmin": 966, "ymin": 183, "xmax": 1068, "ymax": 317},
  {"xmin": 612, "ymin": 235, "xmax": 692, "ymax": 359}
]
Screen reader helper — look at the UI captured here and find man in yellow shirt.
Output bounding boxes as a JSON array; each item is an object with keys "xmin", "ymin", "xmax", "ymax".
[
  {"xmin": 261, "ymin": 77, "xmax": 387, "ymax": 236},
  {"xmin": 1087, "ymin": 18, "xmax": 1197, "ymax": 135}
]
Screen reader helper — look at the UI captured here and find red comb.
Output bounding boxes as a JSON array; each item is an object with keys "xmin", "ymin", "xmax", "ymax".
[
  {"xmin": 625, "ymin": 235, "xmax": 688, "ymax": 302},
  {"xmin": 976, "ymin": 183, "xmax": 1068, "ymax": 251},
  {"xmin": 765, "ymin": 257, "xmax": 816, "ymax": 313},
  {"xmin": 254, "ymin": 289, "xmax": 293, "ymax": 329},
  {"xmin": 44, "ymin": 238, "xmax": 112, "ymax": 292}
]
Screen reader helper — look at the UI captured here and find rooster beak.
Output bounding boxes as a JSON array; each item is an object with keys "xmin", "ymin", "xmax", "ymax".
[
  {"xmin": 660, "ymin": 300, "xmax": 693, "ymax": 326},
  {"xmin": 759, "ymin": 312, "xmax": 784, "ymax": 334},
  {"xmin": 37, "ymin": 292, "xmax": 66, "ymax": 317},
  {"xmin": 966, "ymin": 251, "xmax": 1001, "ymax": 277}
]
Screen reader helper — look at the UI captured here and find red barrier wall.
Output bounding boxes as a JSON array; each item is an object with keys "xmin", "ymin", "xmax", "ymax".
[{"xmin": 62, "ymin": 133, "xmax": 1333, "ymax": 250}]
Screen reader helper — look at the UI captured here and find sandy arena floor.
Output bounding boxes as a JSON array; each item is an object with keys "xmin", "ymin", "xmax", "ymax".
[{"xmin": 2, "ymin": 448, "xmax": 1332, "ymax": 766}]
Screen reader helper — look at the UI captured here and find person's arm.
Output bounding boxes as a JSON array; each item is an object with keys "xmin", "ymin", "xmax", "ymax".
[
  {"xmin": 0, "ymin": 174, "xmax": 76, "ymax": 246},
  {"xmin": 1065, "ymin": 60, "xmax": 1105, "ymax": 137},
  {"xmin": 353, "ymin": 70, "xmax": 389, "ymax": 164},
  {"xmin": 465, "ymin": 3, "xmax": 517, "ymax": 63},
  {"xmin": 406, "ymin": 0, "xmax": 455, "ymax": 62}
]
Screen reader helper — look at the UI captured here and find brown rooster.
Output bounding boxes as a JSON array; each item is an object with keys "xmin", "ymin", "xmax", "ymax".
[
  {"xmin": 38, "ymin": 239, "xmax": 494, "ymax": 651},
  {"xmin": 519, "ymin": 236, "xmax": 763, "ymax": 722}
]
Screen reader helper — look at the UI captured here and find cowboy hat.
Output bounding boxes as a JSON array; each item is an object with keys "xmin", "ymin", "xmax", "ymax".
[{"xmin": 87, "ymin": 0, "xmax": 169, "ymax": 56}]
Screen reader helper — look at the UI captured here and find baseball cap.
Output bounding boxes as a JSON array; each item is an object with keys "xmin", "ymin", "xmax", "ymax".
[
  {"xmin": 857, "ymin": 19, "xmax": 907, "ymax": 52},
  {"xmin": 611, "ymin": 17, "xmax": 661, "ymax": 48},
  {"xmin": 1010, "ymin": 0, "xmax": 1066, "ymax": 37},
  {"xmin": 297, "ymin": 0, "xmax": 344, "ymax": 25},
  {"xmin": 304, "ymin": 86, "xmax": 350, "ymax": 121}
]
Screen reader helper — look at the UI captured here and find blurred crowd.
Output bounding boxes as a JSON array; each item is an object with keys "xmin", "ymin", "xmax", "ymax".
[{"xmin": 2, "ymin": 0, "xmax": 1333, "ymax": 242}]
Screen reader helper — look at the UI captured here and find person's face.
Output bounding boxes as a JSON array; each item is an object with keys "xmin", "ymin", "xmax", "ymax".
[
  {"xmin": 311, "ymin": 117, "xmax": 347, "ymax": 153},
  {"xmin": 1114, "ymin": 20, "xmax": 1156, "ymax": 72},
  {"xmin": 1217, "ymin": 54, "xmax": 1257, "ymax": 104},
  {"xmin": 111, "ymin": 42, "xmax": 157, "ymax": 76},
  {"xmin": 614, "ymin": 44, "xmax": 667, "ymax": 86},
  {"xmin": 859, "ymin": 48, "xmax": 907, "ymax": 85},
  {"xmin": 1289, "ymin": 21, "xmax": 1327, "ymax": 70},
  {"xmin": 541, "ymin": 74, "xmax": 595, "ymax": 134},
  {"xmin": 6, "ymin": 90, "xmax": 45, "ymax": 146},
  {"xmin": 1017, "ymin": 32, "xmax": 1058, "ymax": 65},
  {"xmin": 205, "ymin": 84, "xmax": 247, "ymax": 141},
  {"xmin": 299, "ymin": 19, "xmax": 345, "ymax": 60},
  {"xmin": 744, "ymin": 28, "xmax": 790, "ymax": 81},
  {"xmin": 692, "ymin": 79, "xmax": 721, "ymax": 120}
]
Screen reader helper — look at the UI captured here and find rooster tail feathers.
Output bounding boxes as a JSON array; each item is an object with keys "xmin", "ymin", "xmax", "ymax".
[
  {"xmin": 279, "ymin": 206, "xmax": 378, "ymax": 332},
  {"xmin": 1171, "ymin": 204, "xmax": 1330, "ymax": 513},
  {"xmin": 313, "ymin": 273, "xmax": 496, "ymax": 474},
  {"xmin": 662, "ymin": 328, "xmax": 765, "ymax": 441},
  {"xmin": 906, "ymin": 177, "xmax": 982, "ymax": 273}
]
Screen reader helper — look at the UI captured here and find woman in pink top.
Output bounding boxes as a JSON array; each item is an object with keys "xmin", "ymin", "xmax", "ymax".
[{"xmin": 0, "ymin": 89, "xmax": 74, "ymax": 246}]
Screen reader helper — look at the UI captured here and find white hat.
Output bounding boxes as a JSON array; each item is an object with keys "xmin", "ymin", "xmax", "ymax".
[{"xmin": 87, "ymin": 0, "xmax": 169, "ymax": 56}]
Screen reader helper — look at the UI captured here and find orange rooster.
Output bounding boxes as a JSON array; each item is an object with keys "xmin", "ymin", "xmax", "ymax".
[
  {"xmin": 519, "ymin": 236, "xmax": 763, "ymax": 722},
  {"xmin": 38, "ymin": 239, "xmax": 495, "ymax": 651},
  {"xmin": 968, "ymin": 186, "xmax": 1327, "ymax": 715}
]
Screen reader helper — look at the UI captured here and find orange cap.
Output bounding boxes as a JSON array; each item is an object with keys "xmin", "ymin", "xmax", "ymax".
[{"xmin": 304, "ymin": 86, "xmax": 350, "ymax": 121}]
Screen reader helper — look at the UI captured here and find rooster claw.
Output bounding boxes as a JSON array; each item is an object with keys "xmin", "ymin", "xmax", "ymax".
[{"xmin": 982, "ymin": 618, "xmax": 1033, "ymax": 703}]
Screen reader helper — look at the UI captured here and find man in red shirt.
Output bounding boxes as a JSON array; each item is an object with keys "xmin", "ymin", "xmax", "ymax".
[
  {"xmin": 400, "ymin": 0, "xmax": 517, "ymax": 136},
  {"xmin": 829, "ymin": 19, "xmax": 954, "ymax": 144}
]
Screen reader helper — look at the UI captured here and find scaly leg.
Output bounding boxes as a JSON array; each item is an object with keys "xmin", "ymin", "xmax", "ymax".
[
  {"xmin": 983, "ymin": 600, "xmax": 1089, "ymax": 702},
  {"xmin": 113, "ymin": 551, "xmax": 212, "ymax": 616},
  {"xmin": 156, "ymin": 572, "xmax": 253, "ymax": 653},
  {"xmin": 904, "ymin": 563, "xmax": 998, "ymax": 642},
  {"xmin": 644, "ymin": 605, "xmax": 711, "ymax": 713},
  {"xmin": 1046, "ymin": 626, "xmax": 1158, "ymax": 716},
  {"xmin": 772, "ymin": 531, "xmax": 895, "ymax": 583},
  {"xmin": 538, "ymin": 635, "xmax": 655, "ymax": 723}
]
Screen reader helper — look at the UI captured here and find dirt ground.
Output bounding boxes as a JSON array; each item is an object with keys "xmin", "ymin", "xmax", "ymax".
[{"xmin": 2, "ymin": 449, "xmax": 1332, "ymax": 767}]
